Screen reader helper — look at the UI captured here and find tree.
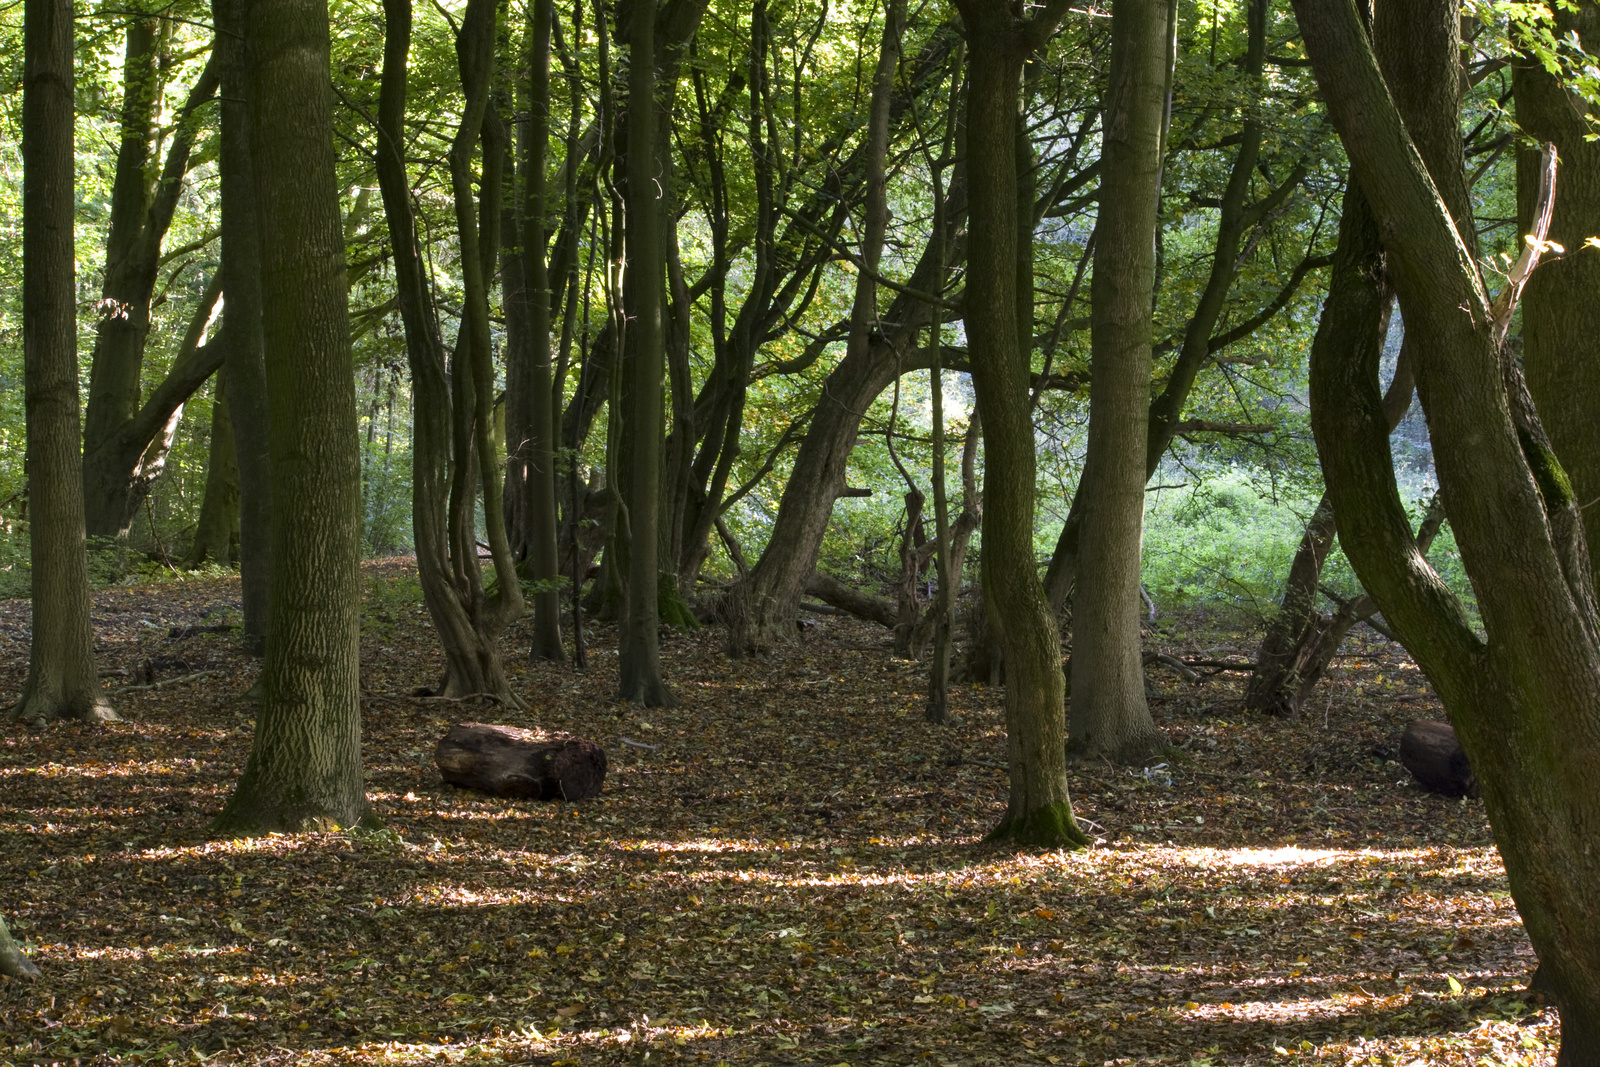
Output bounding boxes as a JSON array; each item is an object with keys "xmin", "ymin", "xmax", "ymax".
[
  {"xmin": 617, "ymin": 0, "xmax": 673, "ymax": 705},
  {"xmin": 0, "ymin": 911, "xmax": 39, "ymax": 980},
  {"xmin": 1068, "ymin": 0, "xmax": 1173, "ymax": 764},
  {"xmin": 1293, "ymin": 0, "xmax": 1600, "ymax": 1054},
  {"xmin": 503, "ymin": 0, "xmax": 565, "ymax": 663},
  {"xmin": 213, "ymin": 0, "xmax": 369, "ymax": 833},
  {"xmin": 14, "ymin": 0, "xmax": 114, "ymax": 725},
  {"xmin": 374, "ymin": 0, "xmax": 525, "ymax": 705},
  {"xmin": 1516, "ymin": 1, "xmax": 1600, "ymax": 593},
  {"xmin": 212, "ymin": 0, "xmax": 272, "ymax": 653},
  {"xmin": 951, "ymin": 0, "xmax": 1087, "ymax": 849},
  {"xmin": 79, "ymin": 25, "xmax": 223, "ymax": 541}
]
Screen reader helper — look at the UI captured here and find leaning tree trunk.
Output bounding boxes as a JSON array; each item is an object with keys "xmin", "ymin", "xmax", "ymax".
[
  {"xmin": 952, "ymin": 0, "xmax": 1085, "ymax": 849},
  {"xmin": 0, "ymin": 910, "xmax": 39, "ymax": 980},
  {"xmin": 617, "ymin": 0, "xmax": 673, "ymax": 706},
  {"xmin": 213, "ymin": 0, "xmax": 369, "ymax": 834},
  {"xmin": 1295, "ymin": 0, "xmax": 1600, "ymax": 1056},
  {"xmin": 213, "ymin": 0, "xmax": 271, "ymax": 653},
  {"xmin": 1068, "ymin": 0, "xmax": 1171, "ymax": 764},
  {"xmin": 15, "ymin": 0, "xmax": 114, "ymax": 725}
]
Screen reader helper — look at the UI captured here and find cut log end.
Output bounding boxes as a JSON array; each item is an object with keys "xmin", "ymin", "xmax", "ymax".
[
  {"xmin": 435, "ymin": 723, "xmax": 607, "ymax": 801},
  {"xmin": 1399, "ymin": 720, "xmax": 1477, "ymax": 797}
]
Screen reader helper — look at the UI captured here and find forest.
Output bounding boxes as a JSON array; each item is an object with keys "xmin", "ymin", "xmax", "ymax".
[{"xmin": 2, "ymin": 0, "xmax": 1598, "ymax": 1061}]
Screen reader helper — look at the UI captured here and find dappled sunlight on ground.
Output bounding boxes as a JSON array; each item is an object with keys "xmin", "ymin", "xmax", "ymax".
[{"xmin": 0, "ymin": 563, "xmax": 1555, "ymax": 1064}]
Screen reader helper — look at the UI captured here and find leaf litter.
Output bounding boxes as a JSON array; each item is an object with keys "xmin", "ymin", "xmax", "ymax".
[{"xmin": 0, "ymin": 560, "xmax": 1556, "ymax": 1065}]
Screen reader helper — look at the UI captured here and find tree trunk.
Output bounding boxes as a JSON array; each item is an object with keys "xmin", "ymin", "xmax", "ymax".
[
  {"xmin": 183, "ymin": 378, "xmax": 241, "ymax": 566},
  {"xmin": 14, "ymin": 0, "xmax": 114, "ymax": 725},
  {"xmin": 1068, "ymin": 0, "xmax": 1171, "ymax": 765},
  {"xmin": 1294, "ymin": 0, "xmax": 1600, "ymax": 1055},
  {"xmin": 504, "ymin": 0, "xmax": 565, "ymax": 662},
  {"xmin": 0, "ymin": 911, "xmax": 40, "ymax": 980},
  {"xmin": 213, "ymin": 0, "xmax": 272, "ymax": 654},
  {"xmin": 374, "ymin": 0, "xmax": 524, "ymax": 707},
  {"xmin": 213, "ymin": 0, "xmax": 368, "ymax": 833},
  {"xmin": 1516, "ymin": 2, "xmax": 1600, "ymax": 594},
  {"xmin": 617, "ymin": 0, "xmax": 673, "ymax": 706},
  {"xmin": 952, "ymin": 0, "xmax": 1085, "ymax": 849},
  {"xmin": 80, "ymin": 31, "xmax": 221, "ymax": 541}
]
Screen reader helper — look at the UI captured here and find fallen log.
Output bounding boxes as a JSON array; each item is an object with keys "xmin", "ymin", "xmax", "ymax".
[
  {"xmin": 1399, "ymin": 720, "xmax": 1477, "ymax": 797},
  {"xmin": 435, "ymin": 723, "xmax": 607, "ymax": 801},
  {"xmin": 804, "ymin": 572, "xmax": 896, "ymax": 628}
]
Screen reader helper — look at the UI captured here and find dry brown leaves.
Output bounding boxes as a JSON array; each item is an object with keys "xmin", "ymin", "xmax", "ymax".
[{"xmin": 0, "ymin": 560, "xmax": 1557, "ymax": 1066}]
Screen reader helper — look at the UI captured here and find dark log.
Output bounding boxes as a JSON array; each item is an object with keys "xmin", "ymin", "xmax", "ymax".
[
  {"xmin": 435, "ymin": 723, "xmax": 607, "ymax": 800},
  {"xmin": 1399, "ymin": 720, "xmax": 1477, "ymax": 797},
  {"xmin": 804, "ymin": 571, "xmax": 897, "ymax": 627}
]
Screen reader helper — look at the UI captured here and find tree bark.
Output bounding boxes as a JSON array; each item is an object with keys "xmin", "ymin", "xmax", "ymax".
[
  {"xmin": 1516, "ymin": 1, "xmax": 1600, "ymax": 594},
  {"xmin": 952, "ymin": 0, "xmax": 1086, "ymax": 849},
  {"xmin": 1294, "ymin": 0, "xmax": 1600, "ymax": 1055},
  {"xmin": 1068, "ymin": 0, "xmax": 1171, "ymax": 765},
  {"xmin": 213, "ymin": 0, "xmax": 272, "ymax": 654},
  {"xmin": 14, "ymin": 0, "xmax": 114, "ymax": 725},
  {"xmin": 0, "ymin": 911, "xmax": 40, "ymax": 980},
  {"xmin": 617, "ymin": 0, "xmax": 673, "ymax": 706},
  {"xmin": 213, "ymin": 0, "xmax": 369, "ymax": 833}
]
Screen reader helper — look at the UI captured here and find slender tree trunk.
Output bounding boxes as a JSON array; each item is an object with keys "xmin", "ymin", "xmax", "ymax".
[
  {"xmin": 184, "ymin": 378, "xmax": 241, "ymax": 566},
  {"xmin": 506, "ymin": 0, "xmax": 565, "ymax": 661},
  {"xmin": 214, "ymin": 0, "xmax": 271, "ymax": 654},
  {"xmin": 953, "ymin": 0, "xmax": 1085, "ymax": 849},
  {"xmin": 14, "ymin": 0, "xmax": 114, "ymax": 725},
  {"xmin": 618, "ymin": 0, "xmax": 673, "ymax": 705},
  {"xmin": 1068, "ymin": 0, "xmax": 1171, "ymax": 764},
  {"xmin": 214, "ymin": 0, "xmax": 368, "ymax": 834},
  {"xmin": 0, "ymin": 911, "xmax": 40, "ymax": 980}
]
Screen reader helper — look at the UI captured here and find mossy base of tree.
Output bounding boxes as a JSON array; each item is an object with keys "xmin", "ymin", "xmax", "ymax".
[
  {"xmin": 658, "ymin": 579, "xmax": 700, "ymax": 632},
  {"xmin": 984, "ymin": 802, "xmax": 1090, "ymax": 849}
]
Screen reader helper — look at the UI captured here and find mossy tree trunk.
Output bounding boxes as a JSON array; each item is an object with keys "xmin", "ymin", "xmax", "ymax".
[
  {"xmin": 15, "ymin": 0, "xmax": 115, "ymax": 726},
  {"xmin": 952, "ymin": 0, "xmax": 1086, "ymax": 850},
  {"xmin": 1516, "ymin": 0, "xmax": 1600, "ymax": 596},
  {"xmin": 1068, "ymin": 0, "xmax": 1171, "ymax": 765},
  {"xmin": 1295, "ymin": 0, "xmax": 1600, "ymax": 1056},
  {"xmin": 213, "ymin": 0, "xmax": 368, "ymax": 834}
]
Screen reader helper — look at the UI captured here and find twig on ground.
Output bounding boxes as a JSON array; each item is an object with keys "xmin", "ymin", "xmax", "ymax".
[{"xmin": 111, "ymin": 669, "xmax": 224, "ymax": 695}]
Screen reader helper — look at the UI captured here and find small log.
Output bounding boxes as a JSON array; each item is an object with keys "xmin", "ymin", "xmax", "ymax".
[
  {"xmin": 435, "ymin": 723, "xmax": 607, "ymax": 801},
  {"xmin": 1399, "ymin": 720, "xmax": 1477, "ymax": 797}
]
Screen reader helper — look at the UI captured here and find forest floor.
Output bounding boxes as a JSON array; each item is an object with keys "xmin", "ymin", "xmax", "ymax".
[{"xmin": 0, "ymin": 559, "xmax": 1556, "ymax": 1067}]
